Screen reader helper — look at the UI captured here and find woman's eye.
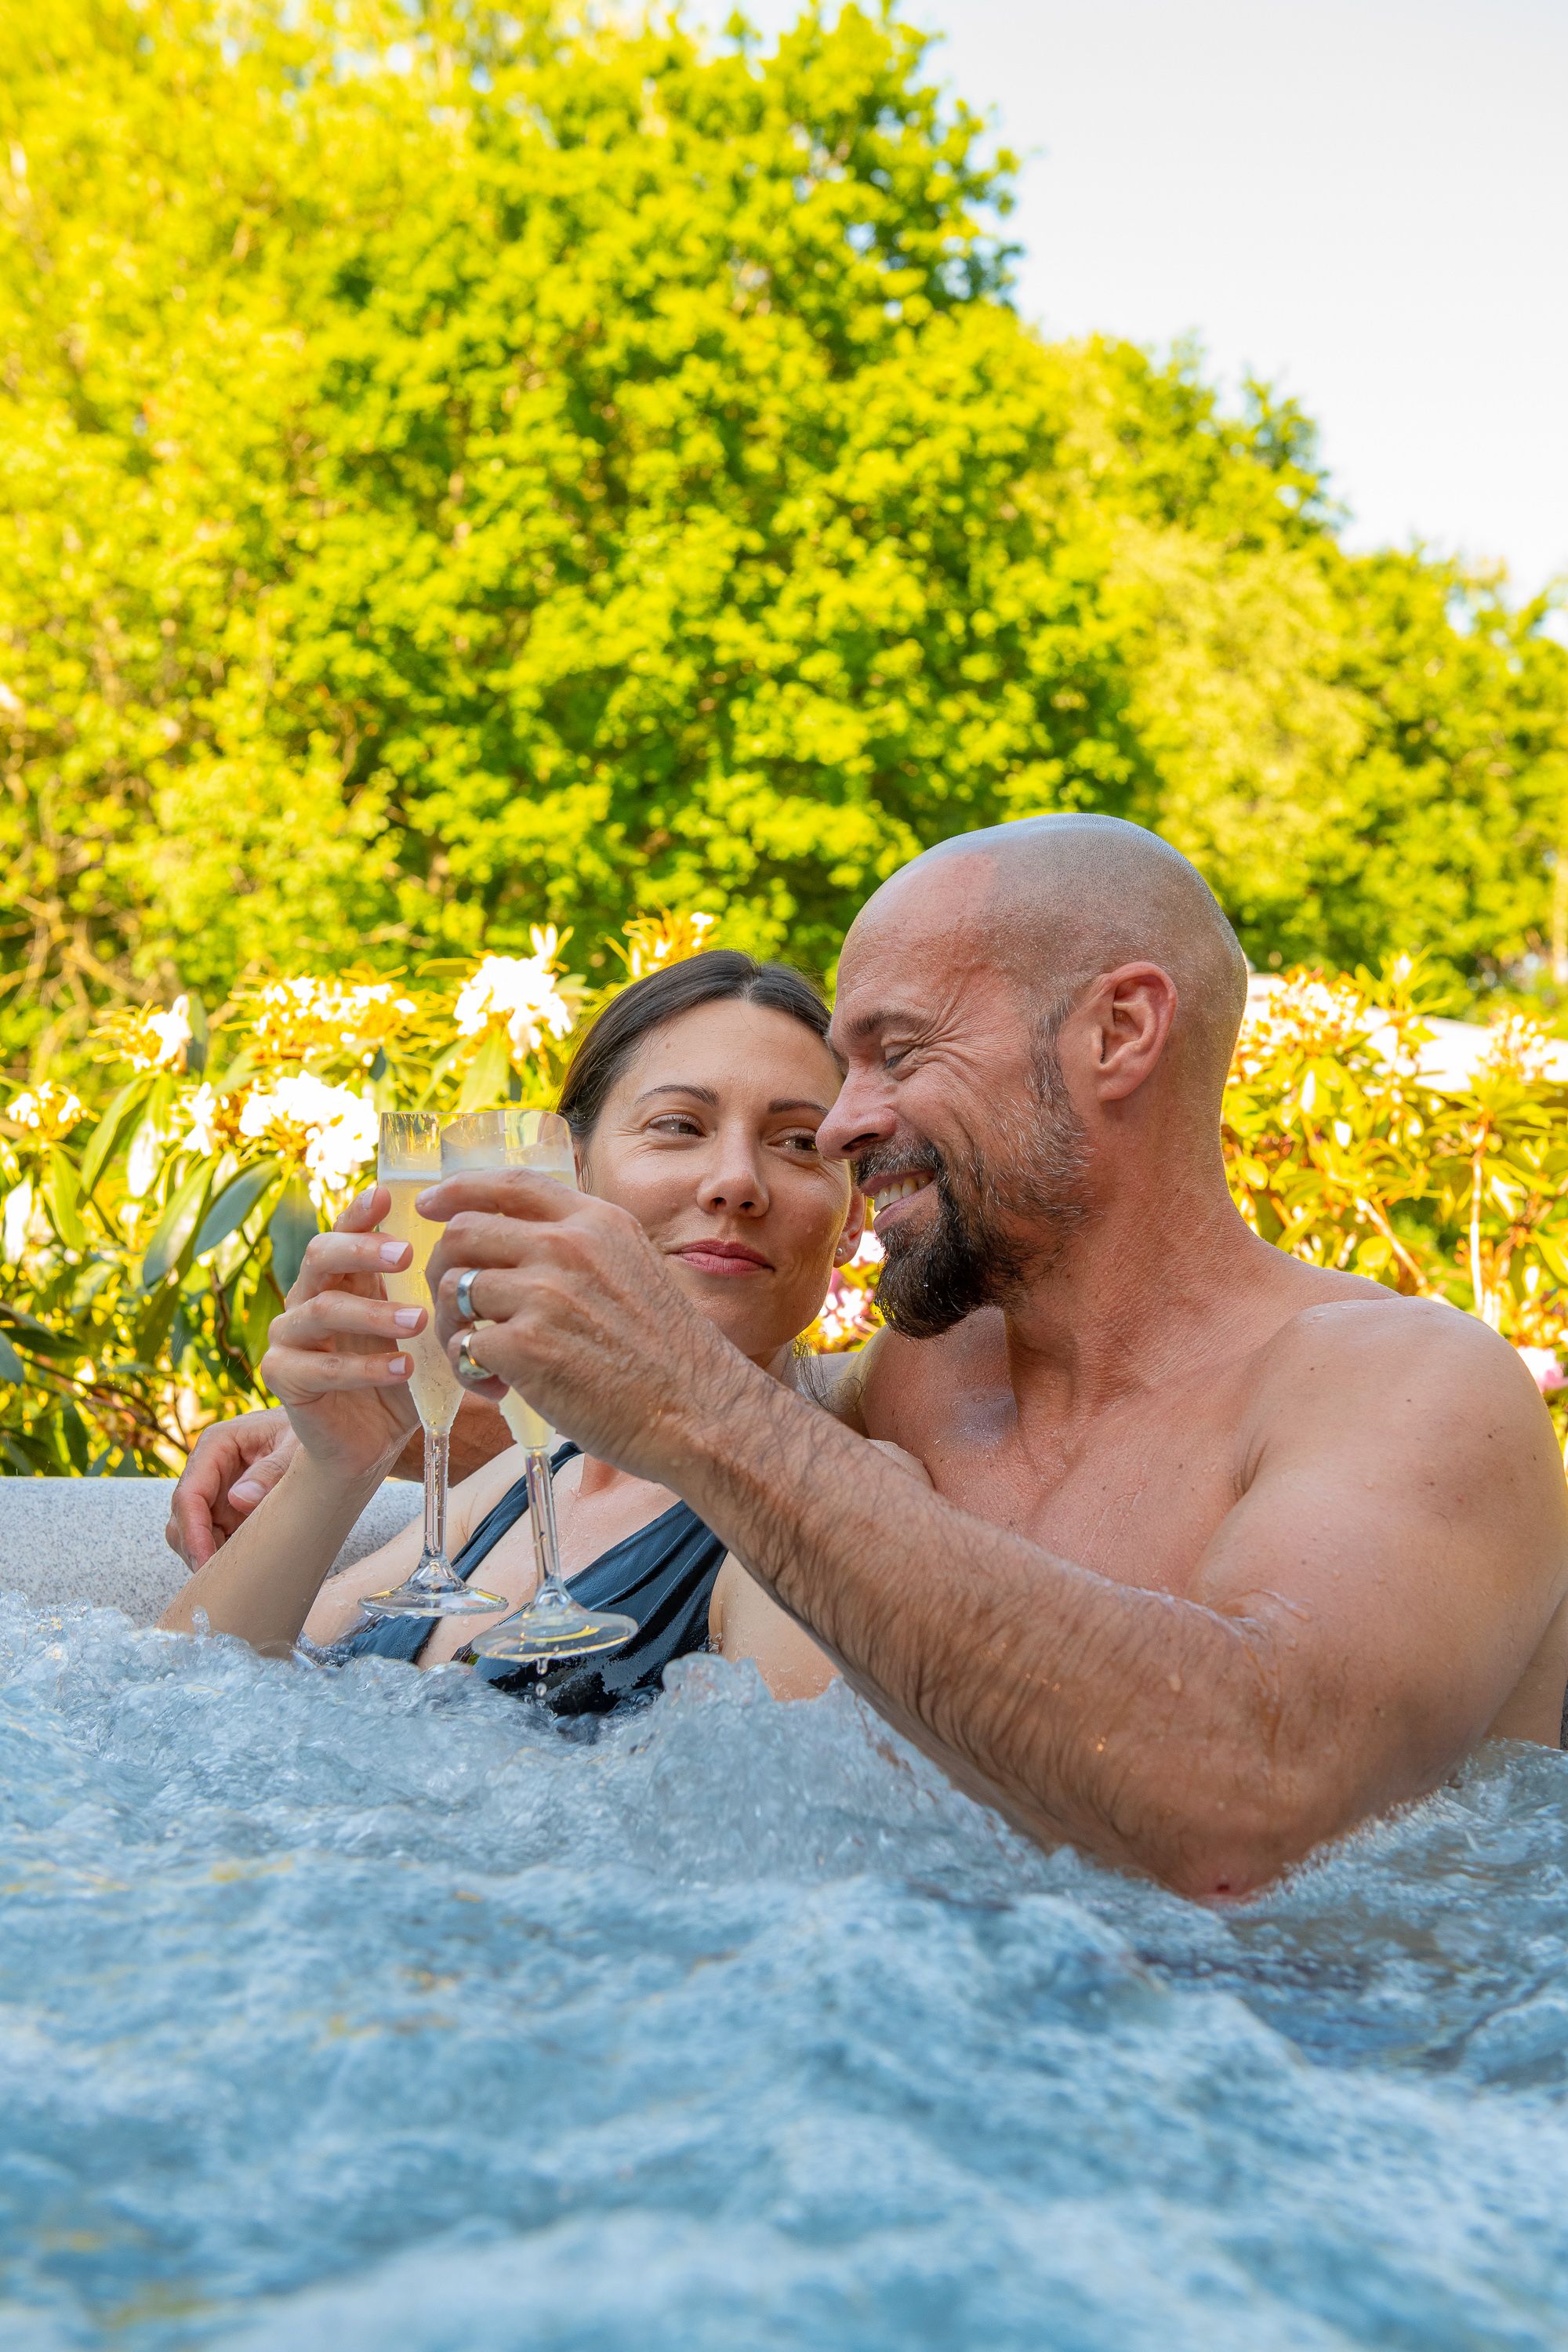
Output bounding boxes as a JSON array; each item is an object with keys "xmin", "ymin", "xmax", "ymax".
[
  {"xmin": 780, "ymin": 1132, "xmax": 820, "ymax": 1155},
  {"xmin": 649, "ymin": 1116, "xmax": 702, "ymax": 1138}
]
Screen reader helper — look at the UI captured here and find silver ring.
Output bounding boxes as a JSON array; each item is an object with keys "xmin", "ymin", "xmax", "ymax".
[
  {"xmin": 454, "ymin": 1331, "xmax": 491, "ymax": 1389},
  {"xmin": 454, "ymin": 1266, "xmax": 481, "ymax": 1323}
]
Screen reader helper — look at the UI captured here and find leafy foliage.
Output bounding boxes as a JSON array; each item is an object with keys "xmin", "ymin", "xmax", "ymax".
[
  {"xmin": 3, "ymin": 0, "xmax": 1566, "ymax": 1083},
  {"xmin": 0, "ymin": 913, "xmax": 686, "ymax": 1471},
  {"xmin": 811, "ymin": 964, "xmax": 1568, "ymax": 1442},
  {"xmin": 5, "ymin": 949, "xmax": 1568, "ymax": 1472}
]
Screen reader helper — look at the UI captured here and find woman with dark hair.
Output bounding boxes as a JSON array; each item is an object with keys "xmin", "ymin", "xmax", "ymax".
[{"xmin": 162, "ymin": 954, "xmax": 924, "ymax": 1711}]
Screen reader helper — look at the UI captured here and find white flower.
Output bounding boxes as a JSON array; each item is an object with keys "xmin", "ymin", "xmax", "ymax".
[
  {"xmin": 1478, "ymin": 1012, "xmax": 1566, "ymax": 1087},
  {"xmin": 2, "ymin": 1179, "xmax": 34, "ymax": 1262},
  {"xmin": 183, "ymin": 1082, "xmax": 222, "ymax": 1157},
  {"xmin": 7, "ymin": 1081, "xmax": 85, "ymax": 1137},
  {"xmin": 1518, "ymin": 1346, "xmax": 1566, "ymax": 1396},
  {"xmin": 125, "ymin": 1118, "xmax": 165, "ymax": 1200},
  {"xmin": 144, "ymin": 994, "xmax": 193, "ymax": 1069},
  {"xmin": 455, "ymin": 935, "xmax": 579, "ymax": 1058},
  {"xmin": 239, "ymin": 1073, "xmax": 379, "ymax": 1205}
]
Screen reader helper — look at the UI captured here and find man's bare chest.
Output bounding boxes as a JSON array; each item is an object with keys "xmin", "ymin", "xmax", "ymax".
[{"xmin": 871, "ymin": 1353, "xmax": 1247, "ymax": 1598}]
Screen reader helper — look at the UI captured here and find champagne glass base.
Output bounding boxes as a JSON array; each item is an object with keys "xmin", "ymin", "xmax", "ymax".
[
  {"xmin": 363, "ymin": 1576, "xmax": 505, "ymax": 1618},
  {"xmin": 470, "ymin": 1599, "xmax": 637, "ymax": 1663}
]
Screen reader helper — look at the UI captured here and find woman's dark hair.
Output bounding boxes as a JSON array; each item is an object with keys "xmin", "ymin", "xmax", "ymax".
[{"xmin": 557, "ymin": 951, "xmax": 833, "ymax": 1138}]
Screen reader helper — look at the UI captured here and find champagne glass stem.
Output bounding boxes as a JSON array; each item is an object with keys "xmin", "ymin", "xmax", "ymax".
[
  {"xmin": 523, "ymin": 1443, "xmax": 568, "ymax": 1601},
  {"xmin": 419, "ymin": 1421, "xmax": 450, "ymax": 1582}
]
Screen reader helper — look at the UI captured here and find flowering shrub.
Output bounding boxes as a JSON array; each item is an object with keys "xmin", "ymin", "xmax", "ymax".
[
  {"xmin": 5, "ymin": 950, "xmax": 1567, "ymax": 1472},
  {"xmin": 810, "ymin": 961, "xmax": 1568, "ymax": 1411},
  {"xmin": 1225, "ymin": 960, "xmax": 1568, "ymax": 1395},
  {"xmin": 0, "ymin": 914, "xmax": 710, "ymax": 1472}
]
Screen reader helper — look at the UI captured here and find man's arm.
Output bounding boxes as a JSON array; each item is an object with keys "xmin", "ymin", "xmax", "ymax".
[
  {"xmin": 678, "ymin": 1304, "xmax": 1565, "ymax": 1896},
  {"xmin": 419, "ymin": 1173, "xmax": 1568, "ymax": 1896}
]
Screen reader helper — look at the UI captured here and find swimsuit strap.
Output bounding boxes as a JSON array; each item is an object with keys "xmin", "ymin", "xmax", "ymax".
[{"xmin": 329, "ymin": 1442, "xmax": 728, "ymax": 1717}]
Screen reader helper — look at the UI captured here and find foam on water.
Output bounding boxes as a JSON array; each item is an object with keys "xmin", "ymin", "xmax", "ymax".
[{"xmin": 3, "ymin": 1591, "xmax": 1568, "ymax": 2350}]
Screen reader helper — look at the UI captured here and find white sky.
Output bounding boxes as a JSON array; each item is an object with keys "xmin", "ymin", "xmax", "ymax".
[{"xmin": 706, "ymin": 0, "xmax": 1568, "ymax": 601}]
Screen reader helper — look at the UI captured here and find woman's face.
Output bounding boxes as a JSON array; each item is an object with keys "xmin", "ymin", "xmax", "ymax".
[{"xmin": 577, "ymin": 998, "xmax": 860, "ymax": 1368}]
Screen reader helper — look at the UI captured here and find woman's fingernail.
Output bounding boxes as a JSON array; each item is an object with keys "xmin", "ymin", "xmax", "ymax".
[
  {"xmin": 394, "ymin": 1308, "xmax": 422, "ymax": 1330},
  {"xmin": 388, "ymin": 1356, "xmax": 410, "ymax": 1377},
  {"xmin": 379, "ymin": 1242, "xmax": 406, "ymax": 1265},
  {"xmin": 230, "ymin": 1481, "xmax": 263, "ymax": 1506}
]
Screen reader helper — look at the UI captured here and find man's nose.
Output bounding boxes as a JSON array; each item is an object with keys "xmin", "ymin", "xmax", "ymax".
[{"xmin": 817, "ymin": 1071, "xmax": 895, "ymax": 1163}]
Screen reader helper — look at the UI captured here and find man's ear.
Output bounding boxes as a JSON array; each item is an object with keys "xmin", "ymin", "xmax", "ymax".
[
  {"xmin": 834, "ymin": 1188, "xmax": 869, "ymax": 1265},
  {"xmin": 1087, "ymin": 964, "xmax": 1179, "ymax": 1102}
]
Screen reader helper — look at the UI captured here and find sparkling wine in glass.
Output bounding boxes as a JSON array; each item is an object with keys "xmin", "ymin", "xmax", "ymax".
[
  {"xmin": 361, "ymin": 1113, "xmax": 504, "ymax": 1618},
  {"xmin": 441, "ymin": 1108, "xmax": 637, "ymax": 1665}
]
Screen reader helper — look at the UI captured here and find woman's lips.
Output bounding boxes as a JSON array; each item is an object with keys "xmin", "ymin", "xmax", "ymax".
[{"xmin": 670, "ymin": 1242, "xmax": 774, "ymax": 1278}]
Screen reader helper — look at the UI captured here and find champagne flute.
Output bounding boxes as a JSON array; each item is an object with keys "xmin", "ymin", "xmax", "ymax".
[
  {"xmin": 441, "ymin": 1108, "xmax": 637, "ymax": 1664},
  {"xmin": 361, "ymin": 1113, "xmax": 504, "ymax": 1617}
]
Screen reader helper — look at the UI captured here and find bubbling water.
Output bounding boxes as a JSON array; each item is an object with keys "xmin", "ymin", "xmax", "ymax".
[{"xmin": 4, "ymin": 1591, "xmax": 1568, "ymax": 2350}]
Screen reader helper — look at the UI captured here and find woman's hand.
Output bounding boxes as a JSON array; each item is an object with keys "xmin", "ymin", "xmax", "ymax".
[{"xmin": 258, "ymin": 1184, "xmax": 423, "ymax": 1482}]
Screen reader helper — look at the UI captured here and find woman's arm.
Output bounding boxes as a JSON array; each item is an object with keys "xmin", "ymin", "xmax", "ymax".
[
  {"xmin": 159, "ymin": 1450, "xmax": 391, "ymax": 1650},
  {"xmin": 711, "ymin": 1557, "xmax": 840, "ymax": 1700},
  {"xmin": 160, "ymin": 1183, "xmax": 426, "ymax": 1652}
]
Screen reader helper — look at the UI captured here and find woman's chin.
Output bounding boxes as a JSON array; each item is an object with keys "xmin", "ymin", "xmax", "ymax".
[{"xmin": 663, "ymin": 1260, "xmax": 808, "ymax": 1365}]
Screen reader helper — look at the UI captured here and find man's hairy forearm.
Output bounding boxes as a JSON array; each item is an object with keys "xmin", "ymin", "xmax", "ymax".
[{"xmin": 675, "ymin": 1368, "xmax": 1311, "ymax": 1895}]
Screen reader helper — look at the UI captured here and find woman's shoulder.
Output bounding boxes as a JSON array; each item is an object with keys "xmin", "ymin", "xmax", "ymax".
[
  {"xmin": 790, "ymin": 1327, "xmax": 893, "ymax": 1430},
  {"xmin": 448, "ymin": 1440, "xmax": 529, "ymax": 1540}
]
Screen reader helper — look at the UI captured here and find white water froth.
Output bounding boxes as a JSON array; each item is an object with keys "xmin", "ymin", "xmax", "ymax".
[{"xmin": 2, "ymin": 1591, "xmax": 1568, "ymax": 2350}]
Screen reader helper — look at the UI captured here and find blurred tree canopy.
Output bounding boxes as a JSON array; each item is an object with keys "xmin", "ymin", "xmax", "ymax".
[{"xmin": 3, "ymin": 0, "xmax": 1566, "ymax": 1072}]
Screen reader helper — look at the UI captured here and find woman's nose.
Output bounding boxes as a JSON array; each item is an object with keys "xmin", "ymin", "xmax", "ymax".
[{"xmin": 697, "ymin": 1135, "xmax": 770, "ymax": 1217}]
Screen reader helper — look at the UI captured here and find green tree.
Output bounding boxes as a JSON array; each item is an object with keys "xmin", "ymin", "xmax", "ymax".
[{"xmin": 2, "ymin": 0, "xmax": 1566, "ymax": 1077}]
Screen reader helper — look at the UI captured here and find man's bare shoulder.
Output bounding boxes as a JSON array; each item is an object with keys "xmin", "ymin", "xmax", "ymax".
[{"xmin": 1246, "ymin": 1287, "xmax": 1559, "ymax": 1480}]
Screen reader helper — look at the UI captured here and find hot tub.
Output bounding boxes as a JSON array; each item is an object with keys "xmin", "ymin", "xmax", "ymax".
[{"xmin": 3, "ymin": 1483, "xmax": 1568, "ymax": 2349}]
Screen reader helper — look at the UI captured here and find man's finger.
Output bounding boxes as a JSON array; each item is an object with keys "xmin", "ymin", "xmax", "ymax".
[
  {"xmin": 167, "ymin": 1443, "xmax": 234, "ymax": 1567},
  {"xmin": 444, "ymin": 1327, "xmax": 507, "ymax": 1403},
  {"xmin": 165, "ymin": 1497, "xmax": 217, "ymax": 1570},
  {"xmin": 414, "ymin": 1168, "xmax": 580, "ymax": 1225},
  {"xmin": 227, "ymin": 1444, "xmax": 298, "ymax": 1512}
]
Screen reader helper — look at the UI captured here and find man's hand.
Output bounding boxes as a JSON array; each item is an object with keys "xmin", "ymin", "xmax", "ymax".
[
  {"xmin": 166, "ymin": 1409, "xmax": 300, "ymax": 1569},
  {"xmin": 421, "ymin": 1169, "xmax": 758, "ymax": 1478}
]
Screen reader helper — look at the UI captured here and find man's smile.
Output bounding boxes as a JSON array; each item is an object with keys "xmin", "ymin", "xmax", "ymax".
[{"xmin": 869, "ymin": 1174, "xmax": 935, "ymax": 1231}]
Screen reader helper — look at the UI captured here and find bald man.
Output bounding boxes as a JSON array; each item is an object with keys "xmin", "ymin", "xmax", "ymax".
[{"xmin": 172, "ymin": 819, "xmax": 1568, "ymax": 1894}]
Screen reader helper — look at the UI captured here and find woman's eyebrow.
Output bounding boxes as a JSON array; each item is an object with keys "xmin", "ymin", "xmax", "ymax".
[
  {"xmin": 630, "ymin": 1084, "xmax": 829, "ymax": 1116},
  {"xmin": 633, "ymin": 1083, "xmax": 720, "ymax": 1107}
]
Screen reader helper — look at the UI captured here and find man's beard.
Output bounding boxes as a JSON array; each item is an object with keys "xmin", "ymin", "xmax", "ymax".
[{"xmin": 858, "ymin": 1044, "xmax": 1090, "ymax": 1341}]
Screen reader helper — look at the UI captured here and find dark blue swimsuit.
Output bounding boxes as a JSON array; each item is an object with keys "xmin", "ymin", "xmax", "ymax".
[{"xmin": 332, "ymin": 1444, "xmax": 727, "ymax": 1718}]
